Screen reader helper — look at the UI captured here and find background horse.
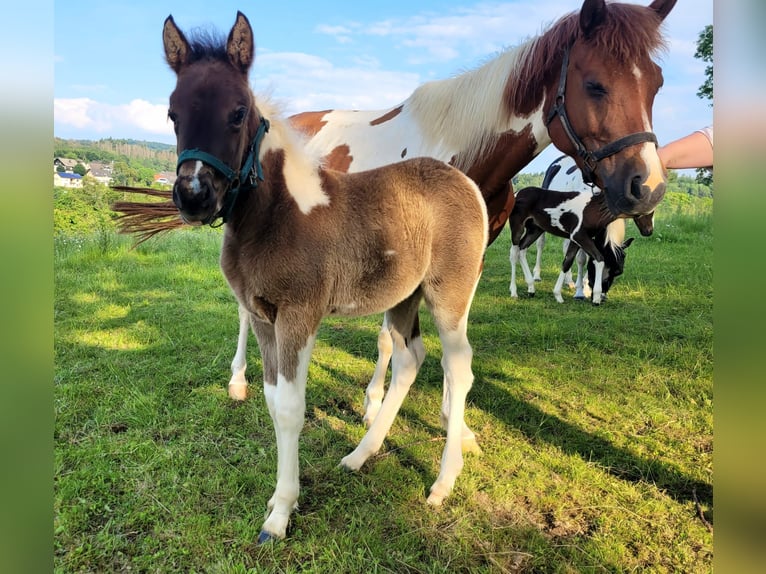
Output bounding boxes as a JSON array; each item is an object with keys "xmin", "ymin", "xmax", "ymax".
[
  {"xmin": 116, "ymin": 0, "xmax": 676, "ymax": 425},
  {"xmin": 160, "ymin": 12, "xmax": 489, "ymax": 543},
  {"xmin": 515, "ymin": 155, "xmax": 654, "ymax": 302},
  {"xmin": 509, "ymin": 186, "xmax": 636, "ymax": 305}
]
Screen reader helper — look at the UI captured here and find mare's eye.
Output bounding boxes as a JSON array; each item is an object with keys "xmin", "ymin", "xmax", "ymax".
[
  {"xmin": 167, "ymin": 110, "xmax": 178, "ymax": 123},
  {"xmin": 231, "ymin": 107, "xmax": 248, "ymax": 127},
  {"xmin": 585, "ymin": 81, "xmax": 608, "ymax": 99}
]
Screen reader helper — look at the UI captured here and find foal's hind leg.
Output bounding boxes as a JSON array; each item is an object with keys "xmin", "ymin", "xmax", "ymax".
[
  {"xmin": 228, "ymin": 304, "xmax": 251, "ymax": 400},
  {"xmin": 362, "ymin": 316, "xmax": 393, "ymax": 427},
  {"xmin": 341, "ymin": 293, "xmax": 424, "ymax": 471},
  {"xmin": 533, "ymin": 234, "xmax": 545, "ymax": 282},
  {"xmin": 427, "ymin": 286, "xmax": 479, "ymax": 506}
]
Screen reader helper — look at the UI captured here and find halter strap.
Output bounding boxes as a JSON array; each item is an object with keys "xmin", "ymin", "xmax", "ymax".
[
  {"xmin": 176, "ymin": 116, "xmax": 270, "ymax": 225},
  {"xmin": 545, "ymin": 45, "xmax": 658, "ymax": 186}
]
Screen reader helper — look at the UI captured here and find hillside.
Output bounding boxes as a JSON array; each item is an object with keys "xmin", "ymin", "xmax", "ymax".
[{"xmin": 54, "ymin": 137, "xmax": 176, "ymax": 187}]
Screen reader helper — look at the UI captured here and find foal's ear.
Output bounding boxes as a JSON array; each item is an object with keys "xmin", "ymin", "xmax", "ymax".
[
  {"xmin": 648, "ymin": 0, "xmax": 677, "ymax": 22},
  {"xmin": 623, "ymin": 237, "xmax": 635, "ymax": 249},
  {"xmin": 579, "ymin": 0, "xmax": 607, "ymax": 39},
  {"xmin": 163, "ymin": 15, "xmax": 190, "ymax": 73},
  {"xmin": 227, "ymin": 11, "xmax": 255, "ymax": 74}
]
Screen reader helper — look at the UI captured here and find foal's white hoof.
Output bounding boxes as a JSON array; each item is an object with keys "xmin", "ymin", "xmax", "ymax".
[
  {"xmin": 339, "ymin": 451, "xmax": 366, "ymax": 472},
  {"xmin": 228, "ymin": 382, "xmax": 248, "ymax": 401},
  {"xmin": 426, "ymin": 483, "xmax": 451, "ymax": 506}
]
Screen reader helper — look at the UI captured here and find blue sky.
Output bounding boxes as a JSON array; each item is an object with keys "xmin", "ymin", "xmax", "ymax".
[{"xmin": 53, "ymin": 0, "xmax": 713, "ymax": 174}]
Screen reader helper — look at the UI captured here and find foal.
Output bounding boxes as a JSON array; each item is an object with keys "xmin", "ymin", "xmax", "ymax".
[
  {"xmin": 509, "ymin": 186, "xmax": 633, "ymax": 305},
  {"xmin": 161, "ymin": 12, "xmax": 488, "ymax": 543},
  {"xmin": 514, "ymin": 155, "xmax": 653, "ymax": 302}
]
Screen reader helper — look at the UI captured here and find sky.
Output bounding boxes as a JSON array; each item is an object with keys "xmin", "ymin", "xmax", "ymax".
[{"xmin": 53, "ymin": 0, "xmax": 714, "ymax": 174}]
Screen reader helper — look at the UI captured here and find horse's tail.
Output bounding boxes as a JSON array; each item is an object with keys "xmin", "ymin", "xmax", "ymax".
[
  {"xmin": 603, "ymin": 218, "xmax": 626, "ymax": 254},
  {"xmin": 111, "ymin": 186, "xmax": 185, "ymax": 245}
]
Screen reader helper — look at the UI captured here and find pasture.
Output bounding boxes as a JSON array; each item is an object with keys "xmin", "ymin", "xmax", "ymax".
[{"xmin": 54, "ymin": 192, "xmax": 712, "ymax": 572}]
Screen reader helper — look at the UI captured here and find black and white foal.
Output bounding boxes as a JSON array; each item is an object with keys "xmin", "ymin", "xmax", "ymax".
[{"xmin": 510, "ymin": 156, "xmax": 652, "ymax": 304}]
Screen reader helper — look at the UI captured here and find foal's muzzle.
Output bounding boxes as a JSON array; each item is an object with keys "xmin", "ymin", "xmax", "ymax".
[{"xmin": 172, "ymin": 169, "xmax": 220, "ymax": 225}]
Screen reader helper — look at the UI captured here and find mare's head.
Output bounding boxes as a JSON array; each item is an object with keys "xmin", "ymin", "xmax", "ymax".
[
  {"xmin": 541, "ymin": 0, "xmax": 675, "ymax": 217},
  {"xmin": 163, "ymin": 12, "xmax": 263, "ymax": 224}
]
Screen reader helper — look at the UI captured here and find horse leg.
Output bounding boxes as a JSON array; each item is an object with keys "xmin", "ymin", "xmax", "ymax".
[
  {"xmin": 340, "ymin": 293, "xmax": 424, "ymax": 471},
  {"xmin": 562, "ymin": 239, "xmax": 575, "ymax": 289},
  {"xmin": 517, "ymin": 226, "xmax": 544, "ymax": 296},
  {"xmin": 258, "ymin": 311, "xmax": 319, "ymax": 543},
  {"xmin": 228, "ymin": 304, "xmax": 251, "ymax": 400},
  {"xmin": 362, "ymin": 316, "xmax": 393, "ymax": 427},
  {"xmin": 427, "ymin": 279, "xmax": 480, "ymax": 506},
  {"xmin": 533, "ymin": 234, "xmax": 545, "ymax": 282},
  {"xmin": 553, "ymin": 240, "xmax": 580, "ymax": 303},
  {"xmin": 590, "ymin": 259, "xmax": 605, "ymax": 305},
  {"xmin": 573, "ymin": 248, "xmax": 588, "ymax": 300},
  {"xmin": 509, "ymin": 244, "xmax": 520, "ymax": 298},
  {"xmin": 571, "ymin": 232, "xmax": 605, "ymax": 305},
  {"xmin": 439, "ymin": 373, "xmax": 481, "ymax": 455}
]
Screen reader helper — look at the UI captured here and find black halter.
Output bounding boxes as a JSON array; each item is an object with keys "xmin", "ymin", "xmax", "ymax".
[{"xmin": 545, "ymin": 44, "xmax": 658, "ymax": 186}]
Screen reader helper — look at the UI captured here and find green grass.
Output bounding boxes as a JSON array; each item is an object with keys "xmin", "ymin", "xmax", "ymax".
[{"xmin": 54, "ymin": 195, "xmax": 712, "ymax": 572}]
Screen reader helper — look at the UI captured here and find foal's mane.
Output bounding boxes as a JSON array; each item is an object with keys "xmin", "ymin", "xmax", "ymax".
[
  {"xmin": 407, "ymin": 2, "xmax": 668, "ymax": 171},
  {"xmin": 171, "ymin": 27, "xmax": 229, "ymax": 66},
  {"xmin": 170, "ymin": 27, "xmax": 324, "ymax": 174}
]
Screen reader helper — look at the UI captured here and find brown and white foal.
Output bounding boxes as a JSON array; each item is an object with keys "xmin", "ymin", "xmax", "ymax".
[{"xmin": 161, "ymin": 12, "xmax": 488, "ymax": 543}]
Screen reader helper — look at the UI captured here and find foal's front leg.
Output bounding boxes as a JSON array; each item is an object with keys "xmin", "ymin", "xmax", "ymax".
[
  {"xmin": 258, "ymin": 315, "xmax": 317, "ymax": 543},
  {"xmin": 228, "ymin": 304, "xmax": 251, "ymax": 400}
]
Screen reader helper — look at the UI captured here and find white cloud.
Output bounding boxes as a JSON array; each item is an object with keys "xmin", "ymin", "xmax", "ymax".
[
  {"xmin": 256, "ymin": 52, "xmax": 420, "ymax": 113},
  {"xmin": 317, "ymin": 2, "xmax": 574, "ymax": 63},
  {"xmin": 54, "ymin": 97, "xmax": 174, "ymax": 139}
]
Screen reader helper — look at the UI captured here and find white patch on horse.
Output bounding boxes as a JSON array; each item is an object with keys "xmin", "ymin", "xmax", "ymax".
[
  {"xmin": 632, "ymin": 64, "xmax": 643, "ymax": 82},
  {"xmin": 191, "ymin": 161, "xmax": 204, "ymax": 194},
  {"xmin": 383, "ymin": 250, "xmax": 396, "ymax": 257},
  {"xmin": 544, "ymin": 194, "xmax": 591, "ymax": 235},
  {"xmin": 259, "ymin": 99, "xmax": 329, "ymax": 215}
]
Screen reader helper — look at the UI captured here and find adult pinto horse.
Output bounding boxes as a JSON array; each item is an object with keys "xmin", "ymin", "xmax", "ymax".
[
  {"xmin": 116, "ymin": 0, "xmax": 675, "ymax": 439},
  {"xmin": 289, "ymin": 0, "xmax": 675, "ymax": 427},
  {"xmin": 159, "ymin": 12, "xmax": 488, "ymax": 543}
]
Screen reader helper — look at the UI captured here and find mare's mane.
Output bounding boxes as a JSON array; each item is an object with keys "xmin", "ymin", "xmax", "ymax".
[{"xmin": 407, "ymin": 3, "xmax": 668, "ymax": 171}]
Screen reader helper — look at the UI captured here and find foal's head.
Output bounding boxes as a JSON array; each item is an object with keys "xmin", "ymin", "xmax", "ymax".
[
  {"xmin": 588, "ymin": 233, "xmax": 635, "ymax": 299},
  {"xmin": 163, "ymin": 12, "xmax": 261, "ymax": 224},
  {"xmin": 541, "ymin": 0, "xmax": 676, "ymax": 217}
]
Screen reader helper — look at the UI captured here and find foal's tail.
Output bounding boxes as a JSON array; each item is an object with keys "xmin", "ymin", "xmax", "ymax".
[{"xmin": 111, "ymin": 186, "xmax": 186, "ymax": 244}]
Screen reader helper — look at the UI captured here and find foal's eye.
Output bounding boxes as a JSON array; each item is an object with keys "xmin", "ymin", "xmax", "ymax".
[
  {"xmin": 230, "ymin": 107, "xmax": 248, "ymax": 127},
  {"xmin": 585, "ymin": 81, "xmax": 608, "ymax": 99}
]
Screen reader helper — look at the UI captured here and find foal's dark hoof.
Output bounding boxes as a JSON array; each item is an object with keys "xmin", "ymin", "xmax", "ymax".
[
  {"xmin": 526, "ymin": 292, "xmax": 535, "ymax": 298},
  {"xmin": 257, "ymin": 531, "xmax": 277, "ymax": 545}
]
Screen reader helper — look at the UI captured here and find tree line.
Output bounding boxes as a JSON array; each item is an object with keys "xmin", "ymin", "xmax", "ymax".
[
  {"xmin": 512, "ymin": 170, "xmax": 713, "ymax": 198},
  {"xmin": 54, "ymin": 137, "xmax": 177, "ymax": 187}
]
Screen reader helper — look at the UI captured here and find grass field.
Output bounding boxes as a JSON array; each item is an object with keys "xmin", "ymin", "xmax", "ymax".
[{"xmin": 54, "ymin": 193, "xmax": 713, "ymax": 572}]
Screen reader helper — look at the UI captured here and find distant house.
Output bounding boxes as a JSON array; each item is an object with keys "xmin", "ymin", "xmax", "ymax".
[
  {"xmin": 54, "ymin": 157, "xmax": 89, "ymax": 173},
  {"xmin": 153, "ymin": 171, "xmax": 176, "ymax": 186},
  {"xmin": 54, "ymin": 172, "xmax": 83, "ymax": 188},
  {"xmin": 87, "ymin": 161, "xmax": 114, "ymax": 185}
]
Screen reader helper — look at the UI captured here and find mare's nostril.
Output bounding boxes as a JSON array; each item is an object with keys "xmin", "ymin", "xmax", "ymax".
[{"xmin": 629, "ymin": 175, "xmax": 643, "ymax": 201}]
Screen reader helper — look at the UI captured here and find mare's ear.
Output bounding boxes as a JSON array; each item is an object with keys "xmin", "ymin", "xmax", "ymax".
[
  {"xmin": 227, "ymin": 11, "xmax": 255, "ymax": 73},
  {"xmin": 649, "ymin": 0, "xmax": 677, "ymax": 22},
  {"xmin": 163, "ymin": 15, "xmax": 189, "ymax": 73},
  {"xmin": 579, "ymin": 0, "xmax": 607, "ymax": 39},
  {"xmin": 623, "ymin": 237, "xmax": 635, "ymax": 249}
]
